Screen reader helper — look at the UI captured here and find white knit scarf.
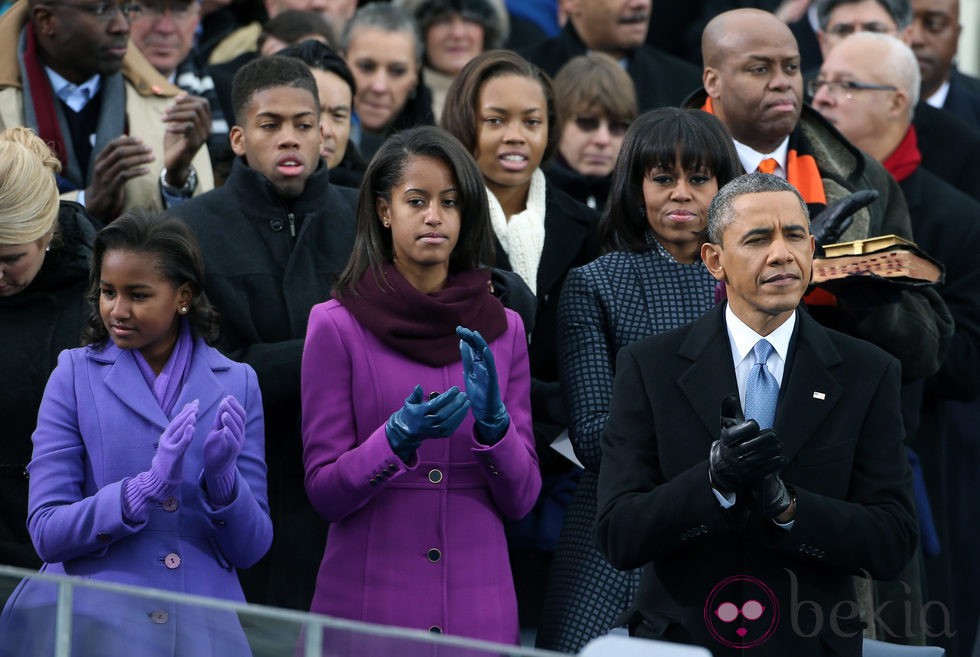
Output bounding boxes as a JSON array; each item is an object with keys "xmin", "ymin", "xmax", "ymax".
[{"xmin": 487, "ymin": 169, "xmax": 547, "ymax": 296}]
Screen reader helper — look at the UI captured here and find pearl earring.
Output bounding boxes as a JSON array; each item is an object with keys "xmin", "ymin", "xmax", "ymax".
[
  {"xmin": 45, "ymin": 244, "xmax": 51, "ymax": 252},
  {"xmin": 179, "ymin": 306, "xmax": 188, "ymax": 314},
  {"xmin": 383, "ymin": 221, "xmax": 390, "ymax": 228}
]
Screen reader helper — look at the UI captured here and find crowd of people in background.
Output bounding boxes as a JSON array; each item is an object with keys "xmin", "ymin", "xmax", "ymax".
[{"xmin": 0, "ymin": 0, "xmax": 978, "ymax": 656}]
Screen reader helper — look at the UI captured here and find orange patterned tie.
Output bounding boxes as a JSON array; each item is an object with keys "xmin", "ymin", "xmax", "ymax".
[{"xmin": 757, "ymin": 158, "xmax": 779, "ymax": 174}]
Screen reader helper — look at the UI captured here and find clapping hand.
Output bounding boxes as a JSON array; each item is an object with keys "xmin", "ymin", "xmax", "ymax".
[
  {"xmin": 386, "ymin": 385, "xmax": 471, "ymax": 462},
  {"xmin": 457, "ymin": 326, "xmax": 510, "ymax": 445},
  {"xmin": 708, "ymin": 394, "xmax": 786, "ymax": 496},
  {"xmin": 203, "ymin": 396, "xmax": 246, "ymax": 506},
  {"xmin": 122, "ymin": 400, "xmax": 198, "ymax": 524}
]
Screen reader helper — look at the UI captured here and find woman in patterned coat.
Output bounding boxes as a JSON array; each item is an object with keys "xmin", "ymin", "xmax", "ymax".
[{"xmin": 536, "ymin": 107, "xmax": 741, "ymax": 653}]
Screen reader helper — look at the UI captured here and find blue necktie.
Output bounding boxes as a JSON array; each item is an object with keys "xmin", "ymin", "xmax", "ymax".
[{"xmin": 744, "ymin": 340, "xmax": 779, "ymax": 430}]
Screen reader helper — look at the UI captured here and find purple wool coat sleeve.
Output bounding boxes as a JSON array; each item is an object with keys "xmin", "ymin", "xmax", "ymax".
[{"xmin": 26, "ymin": 342, "xmax": 272, "ymax": 571}]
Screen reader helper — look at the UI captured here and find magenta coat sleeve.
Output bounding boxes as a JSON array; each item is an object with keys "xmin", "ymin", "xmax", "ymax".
[{"xmin": 301, "ymin": 302, "xmax": 540, "ymax": 524}]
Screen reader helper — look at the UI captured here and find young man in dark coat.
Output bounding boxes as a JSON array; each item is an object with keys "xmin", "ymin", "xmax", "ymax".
[{"xmin": 168, "ymin": 55, "xmax": 356, "ymax": 612}]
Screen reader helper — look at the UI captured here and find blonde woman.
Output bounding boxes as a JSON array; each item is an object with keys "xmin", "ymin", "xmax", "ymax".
[{"xmin": 0, "ymin": 128, "xmax": 98, "ymax": 606}]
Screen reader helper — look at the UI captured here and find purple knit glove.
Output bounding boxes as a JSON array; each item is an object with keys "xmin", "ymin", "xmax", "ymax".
[
  {"xmin": 203, "ymin": 396, "xmax": 246, "ymax": 506},
  {"xmin": 123, "ymin": 400, "xmax": 198, "ymax": 524}
]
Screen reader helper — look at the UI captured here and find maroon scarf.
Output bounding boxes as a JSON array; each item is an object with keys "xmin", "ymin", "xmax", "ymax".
[
  {"xmin": 22, "ymin": 23, "xmax": 70, "ymax": 171},
  {"xmin": 341, "ymin": 263, "xmax": 507, "ymax": 367},
  {"xmin": 882, "ymin": 126, "xmax": 922, "ymax": 183}
]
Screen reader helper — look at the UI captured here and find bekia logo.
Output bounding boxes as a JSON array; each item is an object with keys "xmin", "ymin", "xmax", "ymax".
[{"xmin": 704, "ymin": 575, "xmax": 779, "ymax": 649}]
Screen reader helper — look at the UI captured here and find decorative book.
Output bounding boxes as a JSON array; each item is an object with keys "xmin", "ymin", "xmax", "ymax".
[{"xmin": 811, "ymin": 235, "xmax": 943, "ymax": 286}]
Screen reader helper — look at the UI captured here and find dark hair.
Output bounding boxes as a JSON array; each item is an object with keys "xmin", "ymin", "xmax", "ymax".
[
  {"xmin": 333, "ymin": 125, "xmax": 494, "ymax": 299},
  {"xmin": 600, "ymin": 107, "xmax": 741, "ymax": 253},
  {"xmin": 83, "ymin": 209, "xmax": 220, "ymax": 346},
  {"xmin": 440, "ymin": 49, "xmax": 559, "ymax": 164},
  {"xmin": 707, "ymin": 172, "xmax": 809, "ymax": 244},
  {"xmin": 815, "ymin": 0, "xmax": 912, "ymax": 29},
  {"xmin": 414, "ymin": 0, "xmax": 506, "ymax": 54},
  {"xmin": 258, "ymin": 10, "xmax": 336, "ymax": 52},
  {"xmin": 277, "ymin": 39, "xmax": 357, "ymax": 98},
  {"xmin": 231, "ymin": 54, "xmax": 320, "ymax": 125}
]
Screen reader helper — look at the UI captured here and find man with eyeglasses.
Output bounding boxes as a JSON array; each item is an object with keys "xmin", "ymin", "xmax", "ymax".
[
  {"xmin": 810, "ymin": 0, "xmax": 980, "ymax": 203},
  {"xmin": 908, "ymin": 0, "xmax": 980, "ymax": 126},
  {"xmin": 128, "ymin": 0, "xmax": 232, "ymax": 184},
  {"xmin": 813, "ymin": 31, "xmax": 980, "ymax": 657},
  {"xmin": 0, "ymin": 0, "xmax": 214, "ymax": 223},
  {"xmin": 519, "ymin": 0, "xmax": 702, "ymax": 112}
]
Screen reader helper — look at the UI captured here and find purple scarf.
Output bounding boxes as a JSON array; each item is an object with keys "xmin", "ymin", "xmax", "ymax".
[
  {"xmin": 133, "ymin": 319, "xmax": 194, "ymax": 417},
  {"xmin": 341, "ymin": 263, "xmax": 508, "ymax": 367}
]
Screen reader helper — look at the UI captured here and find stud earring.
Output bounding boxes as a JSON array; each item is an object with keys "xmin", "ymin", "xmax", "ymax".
[
  {"xmin": 383, "ymin": 221, "xmax": 390, "ymax": 228},
  {"xmin": 45, "ymin": 244, "xmax": 51, "ymax": 252},
  {"xmin": 179, "ymin": 306, "xmax": 189, "ymax": 314}
]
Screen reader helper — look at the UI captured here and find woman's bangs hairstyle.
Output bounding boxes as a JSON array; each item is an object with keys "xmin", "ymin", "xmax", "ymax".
[
  {"xmin": 439, "ymin": 49, "xmax": 559, "ymax": 163},
  {"xmin": 552, "ymin": 52, "xmax": 638, "ymax": 131},
  {"xmin": 83, "ymin": 209, "xmax": 221, "ymax": 347},
  {"xmin": 0, "ymin": 127, "xmax": 61, "ymax": 246},
  {"xmin": 334, "ymin": 125, "xmax": 494, "ymax": 299},
  {"xmin": 600, "ymin": 107, "xmax": 740, "ymax": 252}
]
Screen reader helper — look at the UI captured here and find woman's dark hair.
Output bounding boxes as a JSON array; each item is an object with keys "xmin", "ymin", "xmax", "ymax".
[
  {"xmin": 277, "ymin": 39, "xmax": 356, "ymax": 98},
  {"xmin": 414, "ymin": 0, "xmax": 506, "ymax": 56},
  {"xmin": 257, "ymin": 10, "xmax": 336, "ymax": 52},
  {"xmin": 600, "ymin": 107, "xmax": 741, "ymax": 253},
  {"xmin": 333, "ymin": 125, "xmax": 494, "ymax": 299},
  {"xmin": 440, "ymin": 49, "xmax": 559, "ymax": 164},
  {"xmin": 82, "ymin": 209, "xmax": 220, "ymax": 346}
]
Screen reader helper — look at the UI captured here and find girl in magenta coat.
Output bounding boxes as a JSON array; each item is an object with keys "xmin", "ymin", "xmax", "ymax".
[
  {"xmin": 301, "ymin": 126, "xmax": 541, "ymax": 645},
  {"xmin": 0, "ymin": 211, "xmax": 271, "ymax": 657}
]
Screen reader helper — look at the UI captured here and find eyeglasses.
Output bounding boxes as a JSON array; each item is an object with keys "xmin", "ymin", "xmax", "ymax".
[
  {"xmin": 572, "ymin": 116, "xmax": 631, "ymax": 137},
  {"xmin": 806, "ymin": 79, "xmax": 898, "ymax": 100},
  {"xmin": 129, "ymin": 0, "xmax": 200, "ymax": 21},
  {"xmin": 825, "ymin": 21, "xmax": 894, "ymax": 38},
  {"xmin": 47, "ymin": 0, "xmax": 143, "ymax": 21}
]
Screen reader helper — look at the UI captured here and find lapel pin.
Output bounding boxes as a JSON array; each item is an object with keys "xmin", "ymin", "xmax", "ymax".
[{"xmin": 812, "ymin": 391, "xmax": 826, "ymax": 400}]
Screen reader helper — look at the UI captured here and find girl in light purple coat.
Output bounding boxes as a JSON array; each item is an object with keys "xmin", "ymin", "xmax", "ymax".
[
  {"xmin": 0, "ymin": 210, "xmax": 272, "ymax": 657},
  {"xmin": 301, "ymin": 126, "xmax": 541, "ymax": 646}
]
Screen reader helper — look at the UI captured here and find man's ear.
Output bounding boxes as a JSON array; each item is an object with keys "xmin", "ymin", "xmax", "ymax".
[
  {"xmin": 703, "ymin": 67, "xmax": 720, "ymax": 98},
  {"xmin": 230, "ymin": 125, "xmax": 246, "ymax": 157},
  {"xmin": 32, "ymin": 5, "xmax": 56, "ymax": 38},
  {"xmin": 701, "ymin": 241, "xmax": 727, "ymax": 283}
]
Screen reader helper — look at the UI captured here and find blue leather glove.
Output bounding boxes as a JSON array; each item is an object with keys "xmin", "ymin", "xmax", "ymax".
[
  {"xmin": 203, "ymin": 395, "xmax": 246, "ymax": 506},
  {"xmin": 123, "ymin": 400, "xmax": 198, "ymax": 524},
  {"xmin": 386, "ymin": 385, "xmax": 471, "ymax": 462},
  {"xmin": 457, "ymin": 326, "xmax": 510, "ymax": 445}
]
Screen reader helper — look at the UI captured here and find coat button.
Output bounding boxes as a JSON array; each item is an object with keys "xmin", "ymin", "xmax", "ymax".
[
  {"xmin": 96, "ymin": 532, "xmax": 112, "ymax": 544},
  {"xmin": 150, "ymin": 610, "xmax": 169, "ymax": 624},
  {"xmin": 428, "ymin": 469, "xmax": 443, "ymax": 484},
  {"xmin": 164, "ymin": 553, "xmax": 181, "ymax": 569},
  {"xmin": 428, "ymin": 626, "xmax": 442, "ymax": 634},
  {"xmin": 388, "ymin": 464, "xmax": 398, "ymax": 473},
  {"xmin": 162, "ymin": 497, "xmax": 178, "ymax": 512},
  {"xmin": 426, "ymin": 548, "xmax": 441, "ymax": 562}
]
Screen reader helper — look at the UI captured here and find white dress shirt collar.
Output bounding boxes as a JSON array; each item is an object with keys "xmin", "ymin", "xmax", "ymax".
[{"xmin": 733, "ymin": 136, "xmax": 790, "ymax": 179}]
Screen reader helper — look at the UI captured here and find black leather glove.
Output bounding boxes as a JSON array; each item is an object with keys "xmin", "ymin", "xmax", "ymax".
[
  {"xmin": 709, "ymin": 394, "xmax": 787, "ymax": 496},
  {"xmin": 810, "ymin": 189, "xmax": 879, "ymax": 250},
  {"xmin": 750, "ymin": 474, "xmax": 793, "ymax": 520}
]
